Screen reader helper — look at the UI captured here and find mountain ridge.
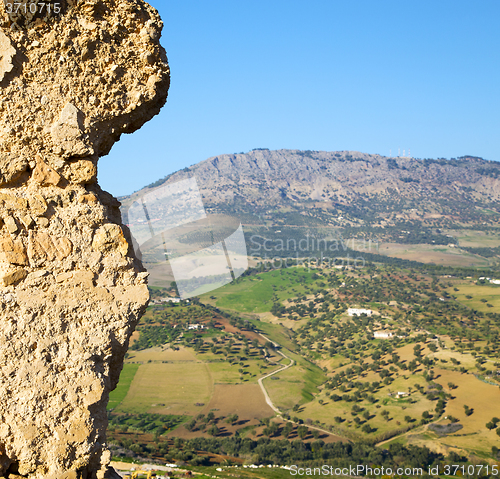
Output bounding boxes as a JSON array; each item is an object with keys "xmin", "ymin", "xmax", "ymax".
[{"xmin": 120, "ymin": 149, "xmax": 500, "ymax": 229}]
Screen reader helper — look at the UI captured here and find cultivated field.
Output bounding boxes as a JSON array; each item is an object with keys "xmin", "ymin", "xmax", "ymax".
[
  {"xmin": 109, "ymin": 261, "xmax": 500, "ymax": 463},
  {"xmin": 127, "ymin": 346, "xmax": 198, "ymax": 362},
  {"xmin": 447, "ymin": 229, "xmax": 500, "ymax": 248},
  {"xmin": 202, "ymin": 383, "xmax": 274, "ymax": 419},
  {"xmin": 450, "ymin": 283, "xmax": 500, "ymax": 313},
  {"xmin": 113, "ymin": 343, "xmax": 279, "ymax": 426},
  {"xmin": 201, "ymin": 269, "xmax": 320, "ymax": 313},
  {"xmin": 378, "ymin": 243, "xmax": 490, "ymax": 267},
  {"xmin": 207, "ymin": 360, "xmax": 266, "ymax": 384},
  {"xmin": 415, "ymin": 369, "xmax": 500, "ymax": 456},
  {"xmin": 108, "ymin": 364, "xmax": 139, "ymax": 409},
  {"xmin": 116, "ymin": 361, "xmax": 213, "ymax": 416}
]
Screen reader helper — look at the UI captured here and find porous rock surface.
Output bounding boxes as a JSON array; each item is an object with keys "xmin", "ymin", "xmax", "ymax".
[{"xmin": 0, "ymin": 1, "xmax": 169, "ymax": 478}]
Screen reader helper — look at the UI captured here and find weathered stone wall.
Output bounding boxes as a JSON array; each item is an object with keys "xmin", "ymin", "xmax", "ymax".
[{"xmin": 0, "ymin": 1, "xmax": 169, "ymax": 478}]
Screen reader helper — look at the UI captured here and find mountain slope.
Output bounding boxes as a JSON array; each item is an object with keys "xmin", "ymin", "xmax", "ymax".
[{"xmin": 121, "ymin": 149, "xmax": 500, "ymax": 229}]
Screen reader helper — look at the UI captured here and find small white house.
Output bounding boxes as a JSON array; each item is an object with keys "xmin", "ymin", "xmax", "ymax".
[
  {"xmin": 374, "ymin": 331, "xmax": 394, "ymax": 339},
  {"xmin": 188, "ymin": 324, "xmax": 205, "ymax": 330},
  {"xmin": 164, "ymin": 297, "xmax": 181, "ymax": 303},
  {"xmin": 490, "ymin": 279, "xmax": 500, "ymax": 285},
  {"xmin": 348, "ymin": 308, "xmax": 373, "ymax": 317}
]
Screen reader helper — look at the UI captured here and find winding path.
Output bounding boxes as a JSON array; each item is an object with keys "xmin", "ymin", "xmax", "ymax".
[
  {"xmin": 256, "ymin": 333, "xmax": 347, "ymax": 441},
  {"xmin": 257, "ymin": 333, "xmax": 295, "ymax": 414}
]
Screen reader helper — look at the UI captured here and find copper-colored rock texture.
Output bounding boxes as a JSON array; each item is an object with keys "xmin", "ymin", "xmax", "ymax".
[{"xmin": 0, "ymin": 1, "xmax": 169, "ymax": 478}]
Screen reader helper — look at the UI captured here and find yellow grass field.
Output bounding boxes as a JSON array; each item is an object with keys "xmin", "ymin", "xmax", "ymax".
[
  {"xmin": 202, "ymin": 383, "xmax": 274, "ymax": 419},
  {"xmin": 261, "ymin": 369, "xmax": 304, "ymax": 411},
  {"xmin": 166, "ymin": 384, "xmax": 275, "ymax": 440},
  {"xmin": 378, "ymin": 243, "xmax": 490, "ymax": 267},
  {"xmin": 258, "ymin": 311, "xmax": 312, "ymax": 331},
  {"xmin": 118, "ymin": 346, "xmax": 276, "ymax": 425},
  {"xmin": 117, "ymin": 361, "xmax": 213, "ymax": 415},
  {"xmin": 447, "ymin": 229, "xmax": 500, "ymax": 248},
  {"xmin": 298, "ymin": 369, "xmax": 434, "ymax": 437},
  {"xmin": 429, "ymin": 349, "xmax": 479, "ymax": 370},
  {"xmin": 426, "ymin": 369, "xmax": 500, "ymax": 455},
  {"xmin": 450, "ymin": 283, "xmax": 500, "ymax": 313},
  {"xmin": 264, "ymin": 350, "xmax": 323, "ymax": 411},
  {"xmin": 207, "ymin": 360, "xmax": 266, "ymax": 384}
]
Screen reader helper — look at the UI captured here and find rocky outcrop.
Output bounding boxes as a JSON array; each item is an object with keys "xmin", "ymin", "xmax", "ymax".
[{"xmin": 0, "ymin": 1, "xmax": 169, "ymax": 478}]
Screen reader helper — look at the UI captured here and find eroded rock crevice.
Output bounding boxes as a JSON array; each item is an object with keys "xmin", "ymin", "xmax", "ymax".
[{"xmin": 0, "ymin": 1, "xmax": 170, "ymax": 478}]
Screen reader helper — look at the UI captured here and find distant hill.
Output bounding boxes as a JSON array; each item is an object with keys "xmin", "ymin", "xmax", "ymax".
[{"xmin": 121, "ymin": 149, "xmax": 500, "ymax": 231}]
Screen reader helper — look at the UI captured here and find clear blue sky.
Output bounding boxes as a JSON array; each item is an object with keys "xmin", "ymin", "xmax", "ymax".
[{"xmin": 99, "ymin": 0, "xmax": 500, "ymax": 197}]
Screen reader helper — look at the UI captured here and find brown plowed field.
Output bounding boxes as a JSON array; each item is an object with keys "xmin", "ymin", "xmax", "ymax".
[{"xmin": 202, "ymin": 383, "xmax": 274, "ymax": 418}]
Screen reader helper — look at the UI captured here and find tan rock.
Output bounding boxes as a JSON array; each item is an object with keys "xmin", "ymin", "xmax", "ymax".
[
  {"xmin": 0, "ymin": 154, "xmax": 28, "ymax": 187},
  {"xmin": 68, "ymin": 159, "xmax": 97, "ymax": 185},
  {"xmin": 0, "ymin": 193, "xmax": 28, "ymax": 210},
  {"xmin": 28, "ymin": 194, "xmax": 48, "ymax": 216},
  {"xmin": 25, "ymin": 270, "xmax": 49, "ymax": 284},
  {"xmin": 28, "ymin": 231, "xmax": 73, "ymax": 266},
  {"xmin": 56, "ymin": 470, "xmax": 80, "ymax": 479},
  {"xmin": 51, "ymin": 103, "xmax": 94, "ymax": 159},
  {"xmin": 18, "ymin": 213, "xmax": 34, "ymax": 229},
  {"xmin": 32, "ymin": 156, "xmax": 61, "ymax": 186},
  {"xmin": 0, "ymin": 267, "xmax": 27, "ymax": 286},
  {"xmin": 0, "ymin": 236, "xmax": 28, "ymax": 265},
  {"xmin": 92, "ymin": 224, "xmax": 129, "ymax": 257},
  {"xmin": 0, "ymin": 0, "xmax": 168, "ymax": 476},
  {"xmin": 71, "ymin": 270, "xmax": 95, "ymax": 287},
  {"xmin": 35, "ymin": 217, "xmax": 50, "ymax": 228},
  {"xmin": 55, "ymin": 272, "xmax": 73, "ymax": 283},
  {"xmin": 78, "ymin": 193, "xmax": 98, "ymax": 204},
  {"xmin": 3, "ymin": 216, "xmax": 18, "ymax": 233},
  {"xmin": 0, "ymin": 30, "xmax": 17, "ymax": 83}
]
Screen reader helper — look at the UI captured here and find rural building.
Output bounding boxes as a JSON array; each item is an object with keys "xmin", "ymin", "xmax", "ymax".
[
  {"xmin": 152, "ymin": 297, "xmax": 181, "ymax": 304},
  {"xmin": 188, "ymin": 324, "xmax": 205, "ymax": 330},
  {"xmin": 347, "ymin": 308, "xmax": 373, "ymax": 316},
  {"xmin": 373, "ymin": 331, "xmax": 394, "ymax": 339}
]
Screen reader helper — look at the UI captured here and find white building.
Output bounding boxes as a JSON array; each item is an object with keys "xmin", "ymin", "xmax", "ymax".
[
  {"xmin": 374, "ymin": 331, "xmax": 394, "ymax": 339},
  {"xmin": 152, "ymin": 297, "xmax": 182, "ymax": 304},
  {"xmin": 164, "ymin": 297, "xmax": 181, "ymax": 303},
  {"xmin": 348, "ymin": 308, "xmax": 373, "ymax": 317},
  {"xmin": 188, "ymin": 324, "xmax": 205, "ymax": 330}
]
